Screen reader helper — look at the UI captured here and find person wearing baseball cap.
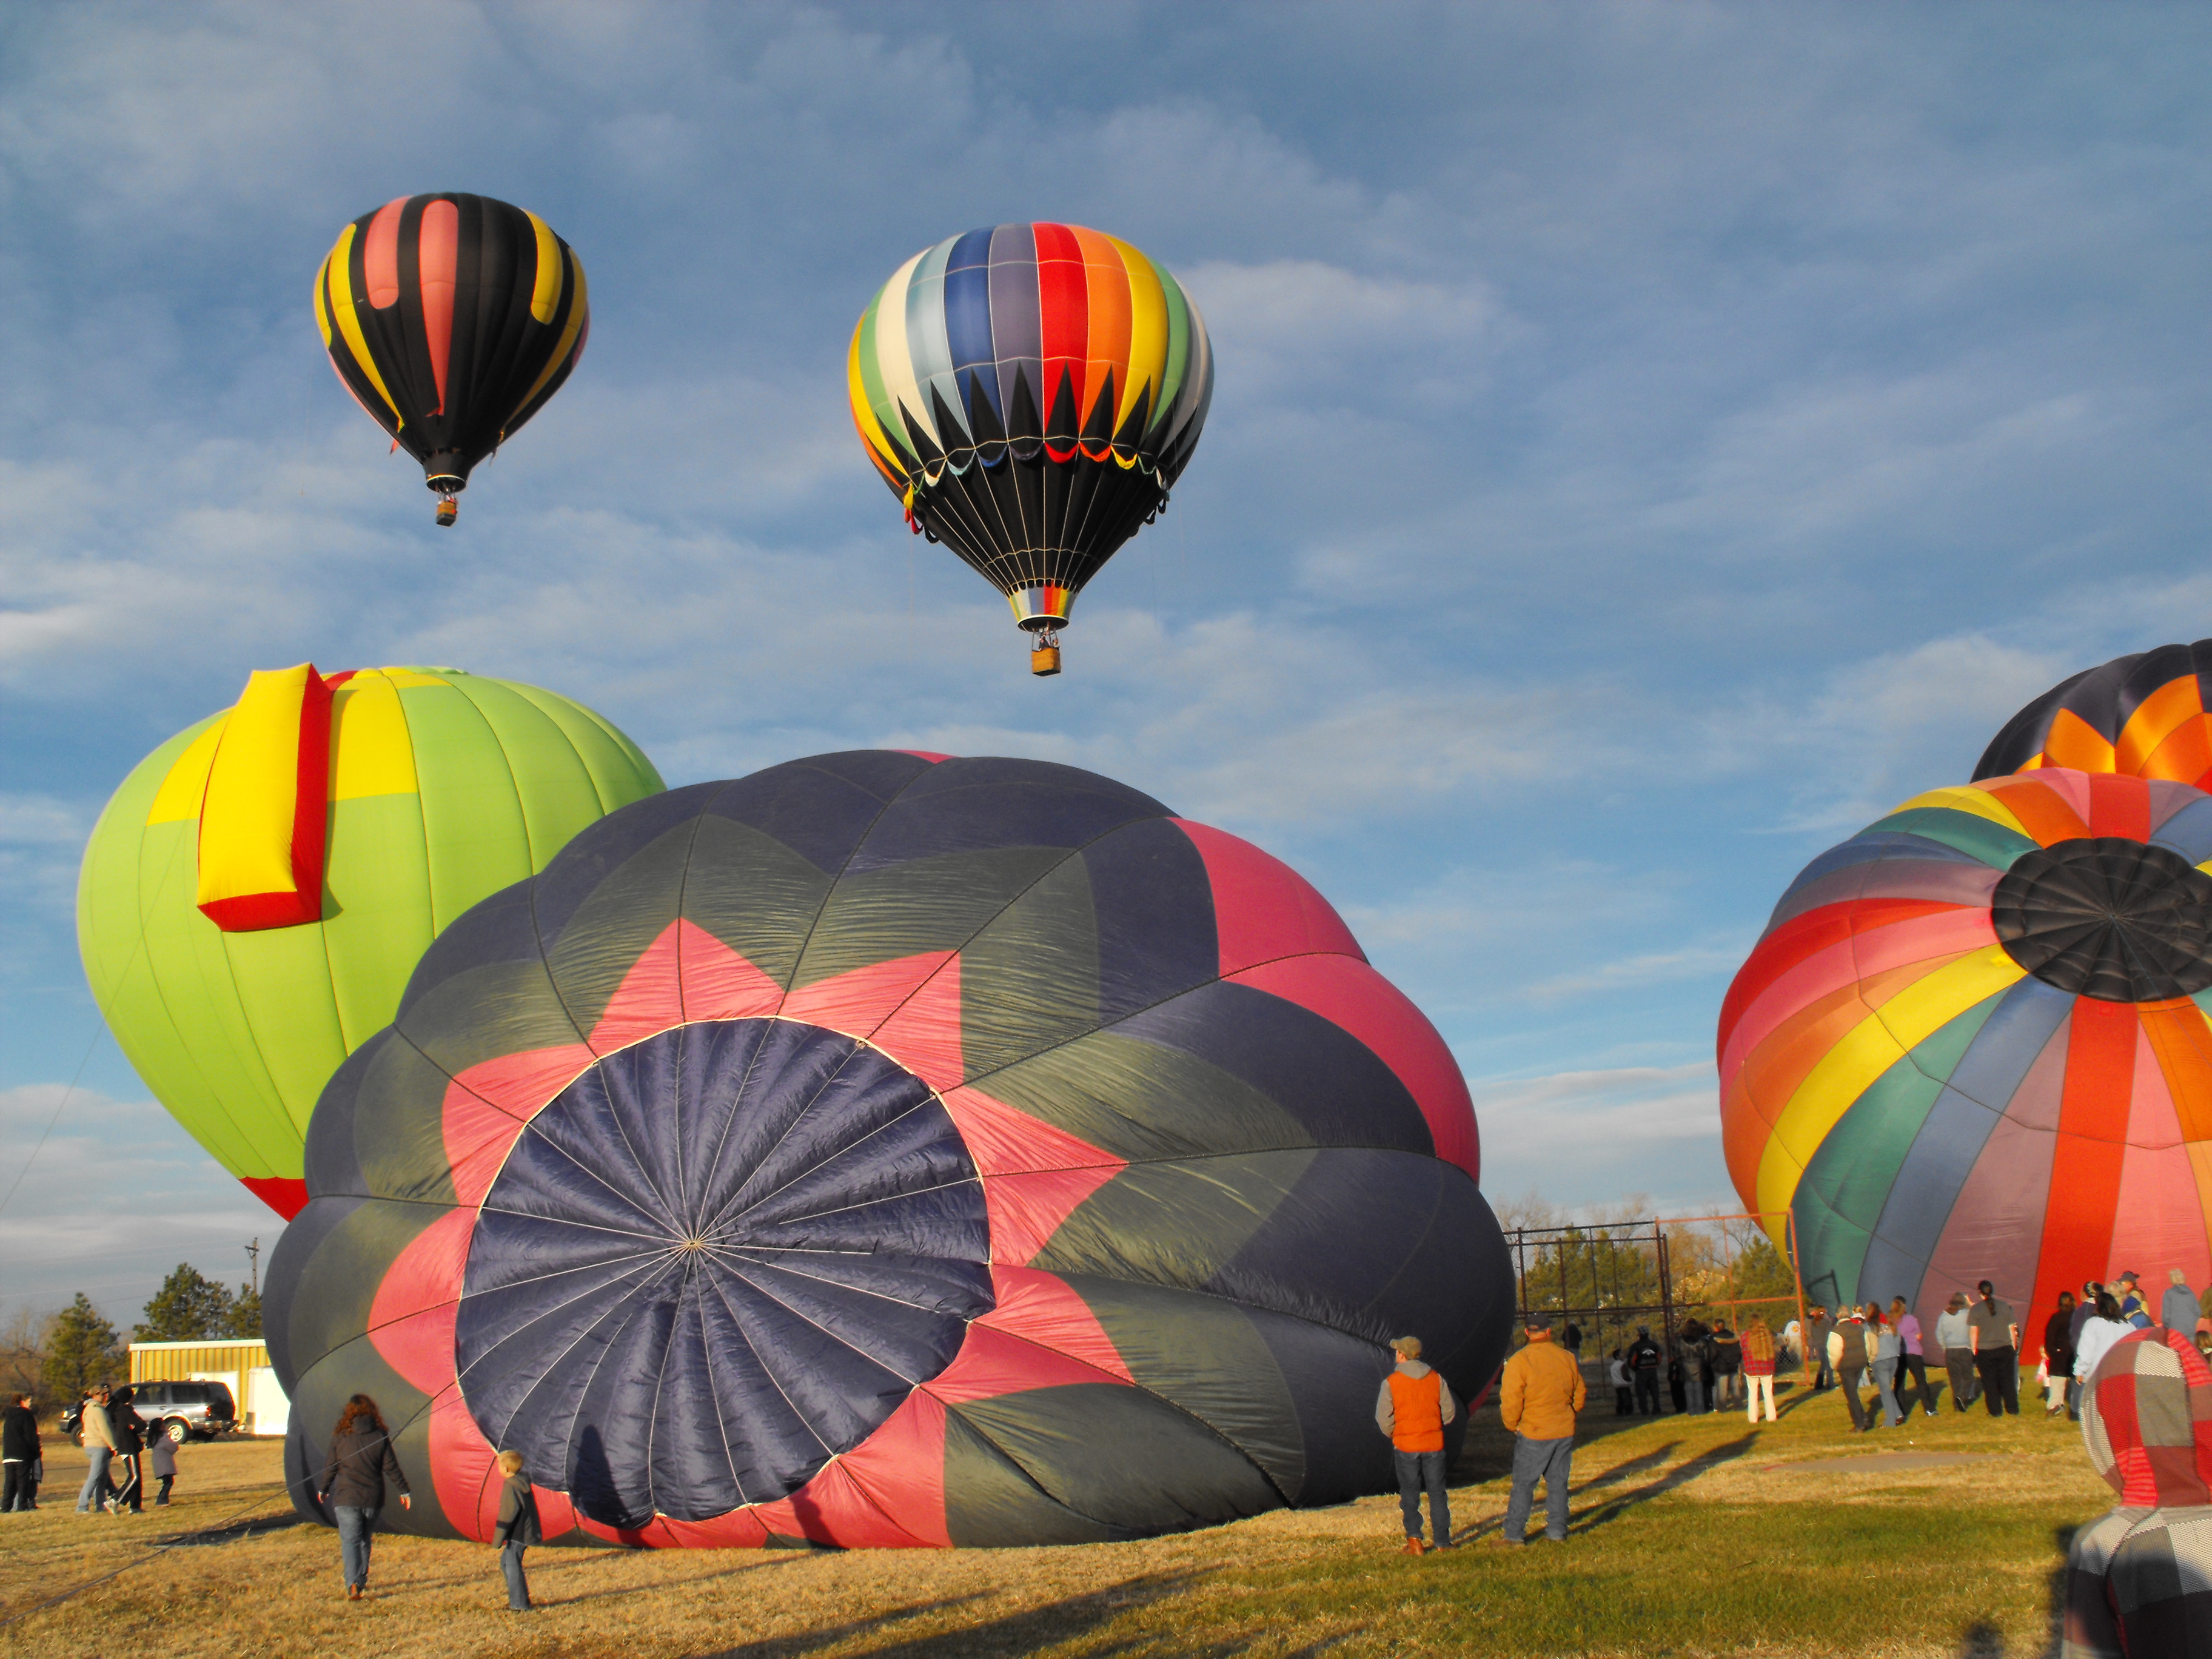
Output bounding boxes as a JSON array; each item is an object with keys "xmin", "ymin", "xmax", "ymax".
[{"xmin": 1376, "ymin": 1335, "xmax": 1458, "ymax": 1556}]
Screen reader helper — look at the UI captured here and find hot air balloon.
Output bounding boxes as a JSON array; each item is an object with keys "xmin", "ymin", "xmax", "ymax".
[
  {"xmin": 78, "ymin": 665, "xmax": 662, "ymax": 1219},
  {"xmin": 267, "ymin": 751, "xmax": 1509, "ymax": 1549},
  {"xmin": 1718, "ymin": 769, "xmax": 2212, "ymax": 1358},
  {"xmin": 2068, "ymin": 1327, "xmax": 2212, "ymax": 1655},
  {"xmin": 849, "ymin": 225, "xmax": 1213, "ymax": 676},
  {"xmin": 314, "ymin": 193, "xmax": 589, "ymax": 526},
  {"xmin": 1979, "ymin": 640, "xmax": 2212, "ymax": 787}
]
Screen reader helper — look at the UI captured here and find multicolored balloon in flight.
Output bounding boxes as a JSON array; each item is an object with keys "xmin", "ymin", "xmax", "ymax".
[
  {"xmin": 849, "ymin": 224, "xmax": 1213, "ymax": 675},
  {"xmin": 314, "ymin": 193, "xmax": 589, "ymax": 525}
]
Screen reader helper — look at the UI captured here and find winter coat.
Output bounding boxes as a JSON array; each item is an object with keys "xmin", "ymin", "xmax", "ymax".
[
  {"xmin": 1739, "ymin": 1322, "xmax": 1777, "ymax": 1377},
  {"xmin": 0, "ymin": 1404, "xmax": 37, "ymax": 1462},
  {"xmin": 318, "ymin": 1426, "xmax": 411, "ymax": 1510},
  {"xmin": 495, "ymin": 1472, "xmax": 542, "ymax": 1547},
  {"xmin": 79, "ymin": 1403, "xmax": 118, "ymax": 1454},
  {"xmin": 1500, "ymin": 1333, "xmax": 1586, "ymax": 1441},
  {"xmin": 149, "ymin": 1436, "xmax": 176, "ymax": 1478}
]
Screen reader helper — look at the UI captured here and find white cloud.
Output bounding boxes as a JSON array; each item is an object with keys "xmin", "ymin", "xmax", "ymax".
[
  {"xmin": 0, "ymin": 1084, "xmax": 266, "ymax": 1315},
  {"xmin": 1472, "ymin": 1062, "xmax": 1733, "ymax": 1217}
]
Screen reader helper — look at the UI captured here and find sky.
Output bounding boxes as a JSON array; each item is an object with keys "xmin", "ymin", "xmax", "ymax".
[{"xmin": 4, "ymin": 2, "xmax": 2211, "ymax": 1324}]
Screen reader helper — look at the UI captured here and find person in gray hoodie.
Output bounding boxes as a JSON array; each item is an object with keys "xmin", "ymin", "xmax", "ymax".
[{"xmin": 2160, "ymin": 1269, "xmax": 2202, "ymax": 1336}]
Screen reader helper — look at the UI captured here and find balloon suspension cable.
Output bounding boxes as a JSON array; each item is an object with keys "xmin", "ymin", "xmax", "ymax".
[{"xmin": 435, "ymin": 493, "xmax": 458, "ymax": 528}]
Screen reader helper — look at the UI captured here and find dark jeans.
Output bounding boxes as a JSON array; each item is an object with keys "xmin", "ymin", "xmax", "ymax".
[
  {"xmin": 501, "ymin": 1540, "xmax": 531, "ymax": 1609},
  {"xmin": 1684, "ymin": 1374, "xmax": 1708, "ymax": 1415},
  {"xmin": 1504, "ymin": 1435, "xmax": 1573, "ymax": 1542},
  {"xmin": 1838, "ymin": 1367, "xmax": 1870, "ymax": 1430},
  {"xmin": 1, "ymin": 1462, "xmax": 35, "ymax": 1511},
  {"xmin": 1896, "ymin": 1353, "xmax": 1934, "ymax": 1413},
  {"xmin": 1974, "ymin": 1347, "xmax": 2020, "ymax": 1416},
  {"xmin": 1632, "ymin": 1371, "xmax": 1661, "ymax": 1414},
  {"xmin": 1393, "ymin": 1449, "xmax": 1450, "ymax": 1545},
  {"xmin": 1613, "ymin": 1386, "xmax": 1632, "ymax": 1415},
  {"xmin": 1945, "ymin": 1349, "xmax": 1979, "ymax": 1411},
  {"xmin": 153, "ymin": 1474, "xmax": 173, "ymax": 1506},
  {"xmin": 335, "ymin": 1504, "xmax": 380, "ymax": 1589}
]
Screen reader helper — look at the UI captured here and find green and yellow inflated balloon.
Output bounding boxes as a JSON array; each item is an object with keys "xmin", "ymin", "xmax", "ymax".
[{"xmin": 77, "ymin": 664, "xmax": 663, "ymax": 1218}]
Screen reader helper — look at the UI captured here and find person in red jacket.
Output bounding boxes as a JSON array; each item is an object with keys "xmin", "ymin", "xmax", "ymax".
[{"xmin": 1375, "ymin": 1335, "xmax": 1458, "ymax": 1555}]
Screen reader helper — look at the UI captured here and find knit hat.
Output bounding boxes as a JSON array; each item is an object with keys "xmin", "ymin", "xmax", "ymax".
[{"xmin": 2080, "ymin": 1327, "xmax": 2212, "ymax": 1507}]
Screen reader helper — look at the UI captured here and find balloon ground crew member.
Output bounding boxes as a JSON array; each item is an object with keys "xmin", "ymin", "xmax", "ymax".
[
  {"xmin": 1376, "ymin": 1335, "xmax": 1458, "ymax": 1555},
  {"xmin": 1499, "ymin": 1317, "xmax": 1587, "ymax": 1545}
]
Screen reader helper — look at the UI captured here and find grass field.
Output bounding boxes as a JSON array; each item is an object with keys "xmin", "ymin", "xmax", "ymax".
[{"xmin": 0, "ymin": 1381, "xmax": 2108, "ymax": 1658}]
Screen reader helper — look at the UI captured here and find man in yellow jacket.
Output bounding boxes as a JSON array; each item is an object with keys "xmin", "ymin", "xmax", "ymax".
[
  {"xmin": 1500, "ymin": 1318, "xmax": 1587, "ymax": 1544},
  {"xmin": 1375, "ymin": 1335, "xmax": 1458, "ymax": 1555}
]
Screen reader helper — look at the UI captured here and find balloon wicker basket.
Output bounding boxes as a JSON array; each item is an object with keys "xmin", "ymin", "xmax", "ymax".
[
  {"xmin": 1029, "ymin": 643, "xmax": 1061, "ymax": 677},
  {"xmin": 435, "ymin": 498, "xmax": 458, "ymax": 527}
]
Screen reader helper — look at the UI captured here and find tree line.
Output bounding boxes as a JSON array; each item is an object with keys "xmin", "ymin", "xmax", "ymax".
[{"xmin": 1, "ymin": 1263, "xmax": 263, "ymax": 1407}]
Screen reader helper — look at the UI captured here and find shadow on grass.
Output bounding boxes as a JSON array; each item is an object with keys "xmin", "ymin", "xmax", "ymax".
[
  {"xmin": 697, "ymin": 1572, "xmax": 1248, "ymax": 1659},
  {"xmin": 1566, "ymin": 1433, "xmax": 1758, "ymax": 1536}
]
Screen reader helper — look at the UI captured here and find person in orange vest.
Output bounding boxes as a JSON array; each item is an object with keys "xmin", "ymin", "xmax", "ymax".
[
  {"xmin": 1499, "ymin": 1316, "xmax": 1587, "ymax": 1544},
  {"xmin": 1375, "ymin": 1335, "xmax": 1458, "ymax": 1555}
]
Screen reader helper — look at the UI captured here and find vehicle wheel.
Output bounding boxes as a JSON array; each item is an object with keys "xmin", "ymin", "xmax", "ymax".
[{"xmin": 164, "ymin": 1419, "xmax": 187, "ymax": 1444}]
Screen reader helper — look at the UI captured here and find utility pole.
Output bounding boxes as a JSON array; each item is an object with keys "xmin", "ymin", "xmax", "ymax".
[{"xmin": 246, "ymin": 1238, "xmax": 261, "ymax": 1300}]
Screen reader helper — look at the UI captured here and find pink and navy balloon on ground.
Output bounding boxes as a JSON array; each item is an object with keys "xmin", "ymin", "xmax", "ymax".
[
  {"xmin": 267, "ymin": 752, "xmax": 1508, "ymax": 1547},
  {"xmin": 1718, "ymin": 769, "xmax": 2212, "ymax": 1342}
]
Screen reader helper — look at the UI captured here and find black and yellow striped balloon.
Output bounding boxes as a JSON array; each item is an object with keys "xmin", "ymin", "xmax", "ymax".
[{"xmin": 314, "ymin": 193, "xmax": 588, "ymax": 521}]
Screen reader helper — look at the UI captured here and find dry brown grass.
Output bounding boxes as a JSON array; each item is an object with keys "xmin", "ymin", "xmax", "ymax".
[{"xmin": 0, "ymin": 1384, "xmax": 2111, "ymax": 1658}]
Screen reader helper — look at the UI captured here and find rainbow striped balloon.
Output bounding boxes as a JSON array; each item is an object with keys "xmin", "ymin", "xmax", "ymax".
[
  {"xmin": 848, "ymin": 224, "xmax": 1213, "ymax": 639},
  {"xmin": 1718, "ymin": 769, "xmax": 2212, "ymax": 1342}
]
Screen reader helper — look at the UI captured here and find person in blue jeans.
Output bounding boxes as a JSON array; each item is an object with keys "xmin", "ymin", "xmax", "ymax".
[
  {"xmin": 313, "ymin": 1395, "xmax": 412, "ymax": 1600},
  {"xmin": 75, "ymin": 1387, "xmax": 117, "ymax": 1515},
  {"xmin": 494, "ymin": 1449, "xmax": 542, "ymax": 1611},
  {"xmin": 1375, "ymin": 1335, "xmax": 1458, "ymax": 1555},
  {"xmin": 1498, "ymin": 1318, "xmax": 1586, "ymax": 1544}
]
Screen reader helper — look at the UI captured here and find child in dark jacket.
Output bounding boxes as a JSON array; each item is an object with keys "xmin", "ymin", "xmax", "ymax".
[{"xmin": 494, "ymin": 1450, "xmax": 542, "ymax": 1612}]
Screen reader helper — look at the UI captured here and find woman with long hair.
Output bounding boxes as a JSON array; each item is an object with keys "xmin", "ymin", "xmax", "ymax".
[
  {"xmin": 2074, "ymin": 1290, "xmax": 2132, "ymax": 1389},
  {"xmin": 313, "ymin": 1395, "xmax": 412, "ymax": 1600}
]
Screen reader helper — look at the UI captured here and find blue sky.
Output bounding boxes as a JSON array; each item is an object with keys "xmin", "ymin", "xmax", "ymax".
[{"xmin": 5, "ymin": 2, "xmax": 2211, "ymax": 1319}]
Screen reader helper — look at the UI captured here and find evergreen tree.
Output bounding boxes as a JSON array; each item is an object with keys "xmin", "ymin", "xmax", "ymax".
[
  {"xmin": 227, "ymin": 1284, "xmax": 263, "ymax": 1339},
  {"xmin": 140, "ymin": 1264, "xmax": 235, "ymax": 1342},
  {"xmin": 40, "ymin": 1295, "xmax": 119, "ymax": 1401}
]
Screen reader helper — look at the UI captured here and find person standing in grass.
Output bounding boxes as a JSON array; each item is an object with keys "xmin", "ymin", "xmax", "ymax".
[
  {"xmin": 1608, "ymin": 1349, "xmax": 1632, "ymax": 1415},
  {"xmin": 1968, "ymin": 1280, "xmax": 2020, "ymax": 1417},
  {"xmin": 493, "ymin": 1450, "xmax": 541, "ymax": 1612},
  {"xmin": 1740, "ymin": 1321, "xmax": 1778, "ymax": 1423},
  {"xmin": 1499, "ymin": 1318, "xmax": 1586, "ymax": 1546},
  {"xmin": 1936, "ymin": 1292, "xmax": 1978, "ymax": 1412},
  {"xmin": 1375, "ymin": 1335, "xmax": 1457, "ymax": 1556},
  {"xmin": 2042, "ymin": 1292, "xmax": 2078, "ymax": 1419},
  {"xmin": 1867, "ymin": 1305, "xmax": 1906, "ymax": 1428},
  {"xmin": 1888, "ymin": 1296, "xmax": 1934, "ymax": 1416},
  {"xmin": 1709, "ymin": 1323, "xmax": 1741, "ymax": 1413},
  {"xmin": 1627, "ymin": 1327, "xmax": 1663, "ymax": 1415},
  {"xmin": 2, "ymin": 1394, "xmax": 38, "ymax": 1512},
  {"xmin": 148, "ymin": 1428, "xmax": 176, "ymax": 1506},
  {"xmin": 106, "ymin": 1386, "xmax": 142, "ymax": 1513},
  {"xmin": 75, "ymin": 1387, "xmax": 116, "ymax": 1515},
  {"xmin": 314, "ymin": 1394, "xmax": 412, "ymax": 1600},
  {"xmin": 1829, "ymin": 1306, "xmax": 1872, "ymax": 1432},
  {"xmin": 1806, "ymin": 1306, "xmax": 1834, "ymax": 1392}
]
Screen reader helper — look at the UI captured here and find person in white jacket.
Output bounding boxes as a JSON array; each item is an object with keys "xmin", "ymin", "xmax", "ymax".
[{"xmin": 2074, "ymin": 1290, "xmax": 2133, "ymax": 1391}]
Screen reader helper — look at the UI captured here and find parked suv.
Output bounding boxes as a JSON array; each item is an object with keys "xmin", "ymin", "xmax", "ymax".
[{"xmin": 61, "ymin": 1381, "xmax": 237, "ymax": 1443}]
